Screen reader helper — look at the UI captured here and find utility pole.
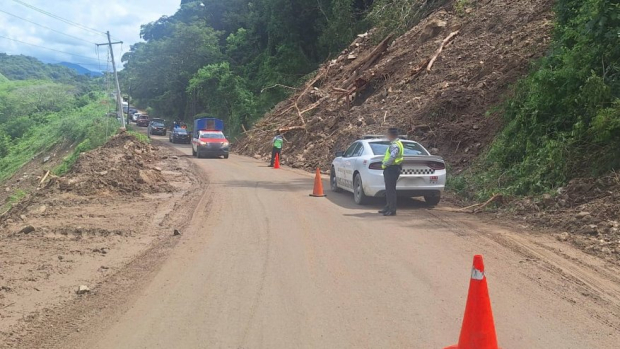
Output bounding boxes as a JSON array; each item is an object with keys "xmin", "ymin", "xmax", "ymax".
[{"xmin": 97, "ymin": 32, "xmax": 125, "ymax": 128}]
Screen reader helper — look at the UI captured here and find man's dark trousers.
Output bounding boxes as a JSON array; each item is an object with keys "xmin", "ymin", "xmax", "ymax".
[
  {"xmin": 270, "ymin": 147, "xmax": 281, "ymax": 166},
  {"xmin": 383, "ymin": 165, "xmax": 401, "ymax": 212}
]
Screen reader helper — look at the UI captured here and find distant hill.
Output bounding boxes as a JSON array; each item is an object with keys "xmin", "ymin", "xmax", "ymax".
[
  {"xmin": 58, "ymin": 62, "xmax": 103, "ymax": 77},
  {"xmin": 0, "ymin": 53, "xmax": 89, "ymax": 83},
  {"xmin": 0, "ymin": 72, "xmax": 8, "ymax": 83}
]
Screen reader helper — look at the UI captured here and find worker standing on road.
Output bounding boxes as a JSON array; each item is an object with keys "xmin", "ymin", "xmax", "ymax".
[
  {"xmin": 379, "ymin": 128, "xmax": 404, "ymax": 216},
  {"xmin": 269, "ymin": 131, "xmax": 284, "ymax": 167}
]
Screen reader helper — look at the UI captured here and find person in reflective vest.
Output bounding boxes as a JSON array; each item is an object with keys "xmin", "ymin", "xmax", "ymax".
[
  {"xmin": 379, "ymin": 128, "xmax": 404, "ymax": 216},
  {"xmin": 269, "ymin": 131, "xmax": 284, "ymax": 167}
]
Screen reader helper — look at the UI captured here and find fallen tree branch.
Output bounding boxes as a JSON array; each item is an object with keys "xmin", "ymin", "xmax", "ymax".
[
  {"xmin": 427, "ymin": 30, "xmax": 460, "ymax": 72},
  {"xmin": 299, "ymin": 96, "xmax": 329, "ymax": 116},
  {"xmin": 39, "ymin": 170, "xmax": 50, "ymax": 187},
  {"xmin": 278, "ymin": 126, "xmax": 306, "ymax": 132},
  {"xmin": 458, "ymin": 194, "xmax": 503, "ymax": 213},
  {"xmin": 261, "ymin": 84, "xmax": 297, "ymax": 93},
  {"xmin": 341, "ymin": 34, "xmax": 393, "ymax": 89}
]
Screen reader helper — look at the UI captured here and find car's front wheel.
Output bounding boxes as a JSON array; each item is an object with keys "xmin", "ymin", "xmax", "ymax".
[
  {"xmin": 192, "ymin": 147, "xmax": 197, "ymax": 157},
  {"xmin": 330, "ymin": 167, "xmax": 342, "ymax": 192},
  {"xmin": 424, "ymin": 193, "xmax": 441, "ymax": 206},
  {"xmin": 353, "ymin": 173, "xmax": 369, "ymax": 205}
]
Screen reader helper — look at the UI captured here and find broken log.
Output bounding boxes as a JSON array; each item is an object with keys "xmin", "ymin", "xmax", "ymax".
[
  {"xmin": 341, "ymin": 34, "xmax": 393, "ymax": 89},
  {"xmin": 427, "ymin": 31, "xmax": 460, "ymax": 72},
  {"xmin": 278, "ymin": 126, "xmax": 306, "ymax": 132}
]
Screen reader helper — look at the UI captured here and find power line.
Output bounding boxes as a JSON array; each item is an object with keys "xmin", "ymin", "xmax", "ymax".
[
  {"xmin": 0, "ymin": 9, "xmax": 97, "ymax": 45},
  {"xmin": 0, "ymin": 35, "xmax": 100, "ymax": 61},
  {"xmin": 12, "ymin": 0, "xmax": 107, "ymax": 37}
]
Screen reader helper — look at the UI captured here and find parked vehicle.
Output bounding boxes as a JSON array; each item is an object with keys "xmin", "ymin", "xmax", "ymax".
[
  {"xmin": 191, "ymin": 118, "xmax": 229, "ymax": 159},
  {"xmin": 330, "ymin": 137, "xmax": 446, "ymax": 205},
  {"xmin": 136, "ymin": 114, "xmax": 150, "ymax": 127},
  {"xmin": 148, "ymin": 119, "xmax": 167, "ymax": 136},
  {"xmin": 169, "ymin": 128, "xmax": 191, "ymax": 144}
]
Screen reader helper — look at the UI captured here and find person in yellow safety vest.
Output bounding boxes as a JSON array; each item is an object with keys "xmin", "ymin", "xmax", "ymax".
[
  {"xmin": 269, "ymin": 131, "xmax": 284, "ymax": 167},
  {"xmin": 379, "ymin": 128, "xmax": 404, "ymax": 216}
]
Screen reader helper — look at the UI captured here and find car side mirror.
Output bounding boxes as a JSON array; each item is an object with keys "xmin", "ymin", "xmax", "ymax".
[{"xmin": 335, "ymin": 151, "xmax": 344, "ymax": 157}]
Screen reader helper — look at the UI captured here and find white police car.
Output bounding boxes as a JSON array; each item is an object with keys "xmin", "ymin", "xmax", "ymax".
[{"xmin": 330, "ymin": 137, "xmax": 446, "ymax": 205}]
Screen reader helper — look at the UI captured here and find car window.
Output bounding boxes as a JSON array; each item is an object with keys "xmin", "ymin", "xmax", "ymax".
[
  {"xmin": 199, "ymin": 131, "xmax": 225, "ymax": 139},
  {"xmin": 343, "ymin": 142, "xmax": 361, "ymax": 158},
  {"xmin": 151, "ymin": 122, "xmax": 165, "ymax": 127},
  {"xmin": 369, "ymin": 141, "xmax": 429, "ymax": 156},
  {"xmin": 353, "ymin": 143, "xmax": 365, "ymax": 157},
  {"xmin": 175, "ymin": 129, "xmax": 188, "ymax": 134}
]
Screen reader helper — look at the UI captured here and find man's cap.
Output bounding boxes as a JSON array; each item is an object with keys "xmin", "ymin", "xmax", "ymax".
[{"xmin": 387, "ymin": 128, "xmax": 399, "ymax": 136}]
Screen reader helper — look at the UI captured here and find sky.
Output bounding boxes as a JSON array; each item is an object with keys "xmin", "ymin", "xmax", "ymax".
[{"xmin": 0, "ymin": 0, "xmax": 180, "ymax": 71}]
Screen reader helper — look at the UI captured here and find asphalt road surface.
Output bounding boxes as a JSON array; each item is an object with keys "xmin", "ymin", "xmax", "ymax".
[{"xmin": 71, "ymin": 135, "xmax": 620, "ymax": 349}]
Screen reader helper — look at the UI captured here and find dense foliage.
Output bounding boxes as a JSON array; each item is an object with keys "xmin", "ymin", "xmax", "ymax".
[
  {"xmin": 121, "ymin": 0, "xmax": 396, "ymax": 135},
  {"xmin": 453, "ymin": 0, "xmax": 620, "ymax": 198}
]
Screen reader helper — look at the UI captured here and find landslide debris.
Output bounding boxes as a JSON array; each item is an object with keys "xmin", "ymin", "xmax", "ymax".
[
  {"xmin": 508, "ymin": 173, "xmax": 620, "ymax": 262},
  {"xmin": 0, "ymin": 132, "xmax": 202, "ymax": 339},
  {"xmin": 236, "ymin": 0, "xmax": 554, "ymax": 172},
  {"xmin": 52, "ymin": 133, "xmax": 173, "ymax": 196}
]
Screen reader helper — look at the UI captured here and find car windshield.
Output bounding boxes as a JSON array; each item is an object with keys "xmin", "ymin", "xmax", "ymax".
[
  {"xmin": 369, "ymin": 141, "xmax": 429, "ymax": 156},
  {"xmin": 175, "ymin": 129, "xmax": 188, "ymax": 134},
  {"xmin": 199, "ymin": 132, "xmax": 225, "ymax": 139},
  {"xmin": 152, "ymin": 122, "xmax": 164, "ymax": 127}
]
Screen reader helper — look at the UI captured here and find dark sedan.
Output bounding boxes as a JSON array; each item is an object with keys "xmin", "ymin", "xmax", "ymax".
[
  {"xmin": 149, "ymin": 120, "xmax": 167, "ymax": 136},
  {"xmin": 169, "ymin": 128, "xmax": 191, "ymax": 144}
]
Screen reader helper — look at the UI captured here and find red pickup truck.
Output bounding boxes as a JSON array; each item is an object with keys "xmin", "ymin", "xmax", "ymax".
[{"xmin": 136, "ymin": 115, "xmax": 150, "ymax": 127}]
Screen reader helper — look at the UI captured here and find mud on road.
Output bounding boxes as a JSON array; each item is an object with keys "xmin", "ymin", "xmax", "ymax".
[{"xmin": 0, "ymin": 133, "xmax": 208, "ymax": 348}]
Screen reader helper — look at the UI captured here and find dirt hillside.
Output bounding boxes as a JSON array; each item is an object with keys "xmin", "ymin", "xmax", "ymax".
[
  {"xmin": 0, "ymin": 133, "xmax": 204, "ymax": 343},
  {"xmin": 236, "ymin": 0, "xmax": 555, "ymax": 172}
]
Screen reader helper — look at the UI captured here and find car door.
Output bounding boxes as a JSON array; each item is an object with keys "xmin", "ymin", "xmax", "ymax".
[{"xmin": 340, "ymin": 142, "xmax": 362, "ymax": 191}]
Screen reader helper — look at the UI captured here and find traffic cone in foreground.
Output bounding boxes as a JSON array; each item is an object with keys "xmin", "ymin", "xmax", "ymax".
[
  {"xmin": 274, "ymin": 153, "xmax": 281, "ymax": 169},
  {"xmin": 445, "ymin": 255, "xmax": 500, "ymax": 349},
  {"xmin": 309, "ymin": 168, "xmax": 326, "ymax": 197}
]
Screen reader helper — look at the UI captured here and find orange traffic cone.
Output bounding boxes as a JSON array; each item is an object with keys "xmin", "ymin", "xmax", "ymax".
[
  {"xmin": 445, "ymin": 255, "xmax": 500, "ymax": 349},
  {"xmin": 274, "ymin": 153, "xmax": 281, "ymax": 169},
  {"xmin": 309, "ymin": 168, "xmax": 326, "ymax": 197}
]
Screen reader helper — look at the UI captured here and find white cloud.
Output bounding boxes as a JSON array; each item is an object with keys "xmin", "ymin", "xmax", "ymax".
[{"xmin": 0, "ymin": 0, "xmax": 180, "ymax": 70}]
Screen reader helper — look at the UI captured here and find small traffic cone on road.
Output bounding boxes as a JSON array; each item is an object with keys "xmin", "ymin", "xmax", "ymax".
[
  {"xmin": 274, "ymin": 153, "xmax": 281, "ymax": 169},
  {"xmin": 309, "ymin": 168, "xmax": 326, "ymax": 197},
  {"xmin": 445, "ymin": 255, "xmax": 500, "ymax": 349}
]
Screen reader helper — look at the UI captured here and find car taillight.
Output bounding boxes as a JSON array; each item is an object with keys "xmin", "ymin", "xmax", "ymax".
[
  {"xmin": 369, "ymin": 162, "xmax": 383, "ymax": 170},
  {"xmin": 427, "ymin": 161, "xmax": 445, "ymax": 170}
]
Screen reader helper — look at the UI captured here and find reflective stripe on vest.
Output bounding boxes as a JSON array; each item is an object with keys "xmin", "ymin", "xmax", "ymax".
[
  {"xmin": 273, "ymin": 138, "xmax": 283, "ymax": 149},
  {"xmin": 382, "ymin": 140, "xmax": 404, "ymax": 167}
]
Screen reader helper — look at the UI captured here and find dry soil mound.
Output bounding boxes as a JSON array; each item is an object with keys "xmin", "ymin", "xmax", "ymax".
[
  {"xmin": 53, "ymin": 133, "xmax": 173, "ymax": 196},
  {"xmin": 236, "ymin": 0, "xmax": 554, "ymax": 172}
]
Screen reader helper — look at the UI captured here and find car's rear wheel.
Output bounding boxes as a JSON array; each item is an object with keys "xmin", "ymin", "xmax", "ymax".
[
  {"xmin": 224, "ymin": 154, "xmax": 229, "ymax": 159},
  {"xmin": 353, "ymin": 173, "xmax": 369, "ymax": 205},
  {"xmin": 424, "ymin": 193, "xmax": 441, "ymax": 206},
  {"xmin": 330, "ymin": 167, "xmax": 342, "ymax": 192}
]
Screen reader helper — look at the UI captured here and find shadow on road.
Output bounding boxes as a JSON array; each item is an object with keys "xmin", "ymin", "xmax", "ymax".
[{"xmin": 325, "ymin": 184, "xmax": 431, "ymax": 212}]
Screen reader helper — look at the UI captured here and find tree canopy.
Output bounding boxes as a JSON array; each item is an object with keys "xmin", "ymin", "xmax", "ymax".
[{"xmin": 122, "ymin": 0, "xmax": 376, "ymax": 135}]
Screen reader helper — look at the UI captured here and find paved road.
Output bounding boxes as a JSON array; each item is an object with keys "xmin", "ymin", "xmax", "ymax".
[{"xmin": 77, "ymin": 138, "xmax": 620, "ymax": 348}]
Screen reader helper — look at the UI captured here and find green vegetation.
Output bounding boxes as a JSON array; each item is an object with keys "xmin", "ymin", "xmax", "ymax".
[
  {"xmin": 452, "ymin": 0, "xmax": 620, "ymax": 199},
  {"xmin": 122, "ymin": 0, "xmax": 441, "ymax": 136},
  {"xmin": 2, "ymin": 188, "xmax": 27, "ymax": 213},
  {"xmin": 0, "ymin": 58, "xmax": 116, "ymax": 181},
  {"xmin": 0, "ymin": 54, "xmax": 91, "ymax": 87}
]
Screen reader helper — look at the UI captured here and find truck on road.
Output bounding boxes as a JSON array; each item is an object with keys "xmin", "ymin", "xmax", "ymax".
[{"xmin": 191, "ymin": 118, "xmax": 229, "ymax": 159}]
